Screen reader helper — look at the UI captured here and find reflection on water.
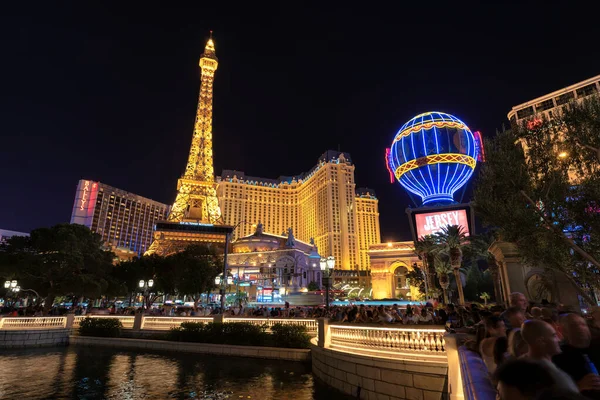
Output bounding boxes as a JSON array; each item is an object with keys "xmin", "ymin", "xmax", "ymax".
[{"xmin": 0, "ymin": 346, "xmax": 349, "ymax": 399}]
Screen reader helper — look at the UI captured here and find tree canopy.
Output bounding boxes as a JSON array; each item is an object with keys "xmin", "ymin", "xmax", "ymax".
[{"xmin": 474, "ymin": 96, "xmax": 600, "ymax": 304}]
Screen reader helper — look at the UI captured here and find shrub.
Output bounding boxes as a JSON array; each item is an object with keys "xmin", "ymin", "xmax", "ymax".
[
  {"xmin": 168, "ymin": 322, "xmax": 268, "ymax": 346},
  {"xmin": 270, "ymin": 323, "xmax": 311, "ymax": 349},
  {"xmin": 78, "ymin": 317, "xmax": 122, "ymax": 337}
]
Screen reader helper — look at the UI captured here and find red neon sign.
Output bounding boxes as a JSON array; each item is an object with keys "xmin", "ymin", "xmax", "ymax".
[{"xmin": 385, "ymin": 148, "xmax": 395, "ymax": 183}]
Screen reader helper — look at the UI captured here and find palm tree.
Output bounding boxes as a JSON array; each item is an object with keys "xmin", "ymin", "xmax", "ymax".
[
  {"xmin": 434, "ymin": 258, "xmax": 453, "ymax": 304},
  {"xmin": 435, "ymin": 225, "xmax": 468, "ymax": 305},
  {"xmin": 414, "ymin": 235, "xmax": 438, "ymax": 293},
  {"xmin": 479, "ymin": 292, "xmax": 490, "ymax": 307}
]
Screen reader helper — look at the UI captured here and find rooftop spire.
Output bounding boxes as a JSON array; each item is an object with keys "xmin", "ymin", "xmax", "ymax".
[{"xmin": 202, "ymin": 31, "xmax": 217, "ymax": 60}]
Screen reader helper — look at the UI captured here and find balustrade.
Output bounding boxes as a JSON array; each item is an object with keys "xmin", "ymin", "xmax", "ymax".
[
  {"xmin": 328, "ymin": 323, "xmax": 447, "ymax": 361},
  {"xmin": 141, "ymin": 317, "xmax": 213, "ymax": 330},
  {"xmin": 226, "ymin": 317, "xmax": 318, "ymax": 335},
  {"xmin": 0, "ymin": 317, "xmax": 67, "ymax": 330},
  {"xmin": 72, "ymin": 315, "xmax": 136, "ymax": 329}
]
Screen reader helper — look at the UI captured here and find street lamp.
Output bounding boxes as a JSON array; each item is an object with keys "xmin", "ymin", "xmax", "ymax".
[
  {"xmin": 138, "ymin": 279, "xmax": 154, "ymax": 310},
  {"xmin": 320, "ymin": 256, "xmax": 335, "ymax": 313}
]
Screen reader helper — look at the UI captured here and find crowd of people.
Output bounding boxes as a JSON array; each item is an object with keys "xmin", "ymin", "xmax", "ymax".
[{"xmin": 470, "ymin": 292, "xmax": 600, "ymax": 400}]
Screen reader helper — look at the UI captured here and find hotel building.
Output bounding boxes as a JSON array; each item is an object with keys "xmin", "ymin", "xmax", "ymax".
[
  {"xmin": 508, "ymin": 74, "xmax": 600, "ymax": 125},
  {"xmin": 216, "ymin": 151, "xmax": 381, "ymax": 270},
  {"xmin": 70, "ymin": 180, "xmax": 170, "ymax": 255}
]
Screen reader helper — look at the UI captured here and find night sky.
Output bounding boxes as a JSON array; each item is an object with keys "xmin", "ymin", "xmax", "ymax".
[{"xmin": 2, "ymin": 2, "xmax": 599, "ymax": 241}]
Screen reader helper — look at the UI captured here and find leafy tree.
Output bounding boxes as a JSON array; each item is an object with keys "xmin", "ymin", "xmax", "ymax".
[
  {"xmin": 307, "ymin": 281, "xmax": 319, "ymax": 291},
  {"xmin": 169, "ymin": 244, "xmax": 222, "ymax": 309},
  {"xmin": 0, "ymin": 224, "xmax": 114, "ymax": 312},
  {"xmin": 474, "ymin": 98, "xmax": 600, "ymax": 305},
  {"xmin": 406, "ymin": 266, "xmax": 426, "ymax": 296},
  {"xmin": 480, "ymin": 292, "xmax": 490, "ymax": 307}
]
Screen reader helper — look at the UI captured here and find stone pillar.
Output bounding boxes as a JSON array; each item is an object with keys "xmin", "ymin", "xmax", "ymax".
[
  {"xmin": 317, "ymin": 318, "xmax": 330, "ymax": 348},
  {"xmin": 133, "ymin": 312, "xmax": 143, "ymax": 331},
  {"xmin": 213, "ymin": 314, "xmax": 224, "ymax": 324}
]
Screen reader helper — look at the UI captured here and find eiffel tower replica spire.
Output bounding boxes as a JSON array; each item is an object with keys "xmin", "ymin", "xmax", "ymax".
[{"xmin": 146, "ymin": 33, "xmax": 231, "ymax": 256}]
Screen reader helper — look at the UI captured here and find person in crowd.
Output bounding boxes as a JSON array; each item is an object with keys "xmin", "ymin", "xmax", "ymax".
[
  {"xmin": 477, "ymin": 316, "xmax": 507, "ymax": 374},
  {"xmin": 501, "ymin": 292, "xmax": 530, "ymax": 330},
  {"xmin": 505, "ymin": 307, "xmax": 526, "ymax": 332},
  {"xmin": 508, "ymin": 328, "xmax": 529, "ymax": 359},
  {"xmin": 495, "ymin": 359, "xmax": 568, "ymax": 400},
  {"xmin": 553, "ymin": 313, "xmax": 600, "ymax": 398},
  {"xmin": 589, "ymin": 307, "xmax": 600, "ymax": 340},
  {"xmin": 419, "ymin": 307, "xmax": 433, "ymax": 324},
  {"xmin": 531, "ymin": 307, "xmax": 542, "ymax": 319},
  {"xmin": 521, "ymin": 319, "xmax": 578, "ymax": 393}
]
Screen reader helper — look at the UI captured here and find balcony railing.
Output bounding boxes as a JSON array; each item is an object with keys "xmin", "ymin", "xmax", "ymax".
[
  {"xmin": 328, "ymin": 323, "xmax": 447, "ymax": 361},
  {"xmin": 0, "ymin": 317, "xmax": 67, "ymax": 330}
]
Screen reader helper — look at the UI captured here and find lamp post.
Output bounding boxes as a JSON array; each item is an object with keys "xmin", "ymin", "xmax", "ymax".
[
  {"xmin": 220, "ymin": 220, "xmax": 251, "ymax": 313},
  {"xmin": 138, "ymin": 279, "xmax": 154, "ymax": 311},
  {"xmin": 4, "ymin": 280, "xmax": 21, "ymax": 308},
  {"xmin": 215, "ymin": 273, "xmax": 233, "ymax": 310},
  {"xmin": 320, "ymin": 256, "xmax": 335, "ymax": 313}
]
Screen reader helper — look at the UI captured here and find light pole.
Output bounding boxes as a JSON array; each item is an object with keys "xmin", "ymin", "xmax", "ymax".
[
  {"xmin": 215, "ymin": 273, "xmax": 233, "ymax": 310},
  {"xmin": 138, "ymin": 279, "xmax": 154, "ymax": 311},
  {"xmin": 319, "ymin": 256, "xmax": 335, "ymax": 313}
]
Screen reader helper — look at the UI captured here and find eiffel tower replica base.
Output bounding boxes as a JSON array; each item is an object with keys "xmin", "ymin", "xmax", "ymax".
[{"xmin": 145, "ymin": 221, "xmax": 233, "ymax": 256}]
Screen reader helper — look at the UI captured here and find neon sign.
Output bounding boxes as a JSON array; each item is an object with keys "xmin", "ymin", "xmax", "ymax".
[
  {"xmin": 80, "ymin": 181, "xmax": 90, "ymax": 210},
  {"xmin": 385, "ymin": 148, "xmax": 394, "ymax": 183},
  {"xmin": 473, "ymin": 131, "xmax": 485, "ymax": 162},
  {"xmin": 388, "ymin": 111, "xmax": 478, "ymax": 205}
]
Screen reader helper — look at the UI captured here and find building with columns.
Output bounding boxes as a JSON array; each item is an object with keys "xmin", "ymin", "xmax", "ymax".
[
  {"xmin": 217, "ymin": 151, "xmax": 381, "ymax": 270},
  {"xmin": 227, "ymin": 223, "xmax": 322, "ymax": 302}
]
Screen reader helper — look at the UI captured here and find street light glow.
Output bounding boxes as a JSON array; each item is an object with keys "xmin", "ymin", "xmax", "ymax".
[{"xmin": 558, "ymin": 151, "xmax": 568, "ymax": 158}]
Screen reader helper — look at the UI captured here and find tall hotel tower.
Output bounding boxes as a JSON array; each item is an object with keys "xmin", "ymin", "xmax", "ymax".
[
  {"xmin": 217, "ymin": 151, "xmax": 381, "ymax": 270},
  {"xmin": 70, "ymin": 180, "xmax": 170, "ymax": 255}
]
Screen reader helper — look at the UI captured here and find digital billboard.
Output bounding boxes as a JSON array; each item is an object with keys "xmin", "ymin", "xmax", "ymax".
[
  {"xmin": 414, "ymin": 209, "xmax": 470, "ymax": 238},
  {"xmin": 406, "ymin": 203, "xmax": 475, "ymax": 241}
]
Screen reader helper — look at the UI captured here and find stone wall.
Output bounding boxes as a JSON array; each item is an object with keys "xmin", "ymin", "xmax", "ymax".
[
  {"xmin": 0, "ymin": 328, "xmax": 70, "ymax": 349},
  {"xmin": 312, "ymin": 345, "xmax": 448, "ymax": 400},
  {"xmin": 70, "ymin": 336, "xmax": 310, "ymax": 361}
]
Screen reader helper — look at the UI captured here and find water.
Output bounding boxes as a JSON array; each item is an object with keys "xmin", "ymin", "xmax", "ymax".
[{"xmin": 0, "ymin": 346, "xmax": 350, "ymax": 400}]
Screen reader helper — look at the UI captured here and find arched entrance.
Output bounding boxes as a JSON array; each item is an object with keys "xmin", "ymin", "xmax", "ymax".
[{"xmin": 393, "ymin": 265, "xmax": 410, "ymax": 298}]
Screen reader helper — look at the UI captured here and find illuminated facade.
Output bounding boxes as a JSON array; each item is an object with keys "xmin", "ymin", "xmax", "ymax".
[
  {"xmin": 368, "ymin": 242, "xmax": 422, "ymax": 300},
  {"xmin": 507, "ymin": 74, "xmax": 600, "ymax": 125},
  {"xmin": 70, "ymin": 179, "xmax": 170, "ymax": 255},
  {"xmin": 146, "ymin": 34, "xmax": 229, "ymax": 256},
  {"xmin": 387, "ymin": 112, "xmax": 478, "ymax": 206},
  {"xmin": 227, "ymin": 223, "xmax": 322, "ymax": 302},
  {"xmin": 216, "ymin": 151, "xmax": 381, "ymax": 270}
]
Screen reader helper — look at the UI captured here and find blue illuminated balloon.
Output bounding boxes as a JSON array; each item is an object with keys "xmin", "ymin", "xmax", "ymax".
[{"xmin": 387, "ymin": 112, "xmax": 478, "ymax": 205}]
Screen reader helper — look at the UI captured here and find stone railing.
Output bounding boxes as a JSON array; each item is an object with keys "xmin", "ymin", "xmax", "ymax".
[
  {"xmin": 327, "ymin": 322, "xmax": 447, "ymax": 361},
  {"xmin": 0, "ymin": 316, "xmax": 67, "ymax": 330},
  {"xmin": 0, "ymin": 315, "xmax": 319, "ymax": 335},
  {"xmin": 226, "ymin": 317, "xmax": 318, "ymax": 335},
  {"xmin": 141, "ymin": 316, "xmax": 213, "ymax": 330},
  {"xmin": 73, "ymin": 315, "xmax": 136, "ymax": 329}
]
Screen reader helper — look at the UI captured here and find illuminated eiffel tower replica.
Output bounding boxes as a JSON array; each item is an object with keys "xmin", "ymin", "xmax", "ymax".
[{"xmin": 146, "ymin": 33, "xmax": 232, "ymax": 256}]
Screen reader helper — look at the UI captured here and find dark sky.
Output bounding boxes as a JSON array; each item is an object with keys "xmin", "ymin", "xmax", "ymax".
[{"xmin": 2, "ymin": 2, "xmax": 599, "ymax": 241}]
